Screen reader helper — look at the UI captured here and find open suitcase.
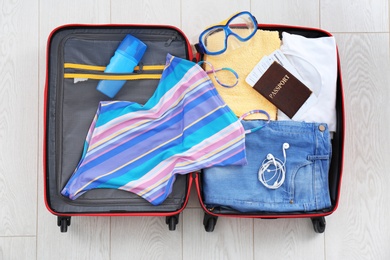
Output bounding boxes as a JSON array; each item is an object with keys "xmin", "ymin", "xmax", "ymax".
[{"xmin": 44, "ymin": 20, "xmax": 344, "ymax": 233}]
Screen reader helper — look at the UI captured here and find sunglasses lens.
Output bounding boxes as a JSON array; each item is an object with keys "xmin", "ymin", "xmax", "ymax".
[
  {"xmin": 201, "ymin": 27, "xmax": 226, "ymax": 54},
  {"xmin": 228, "ymin": 13, "xmax": 256, "ymax": 40}
]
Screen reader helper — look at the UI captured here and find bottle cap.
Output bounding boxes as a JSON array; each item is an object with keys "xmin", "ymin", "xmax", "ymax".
[{"xmin": 117, "ymin": 34, "xmax": 147, "ymax": 64}]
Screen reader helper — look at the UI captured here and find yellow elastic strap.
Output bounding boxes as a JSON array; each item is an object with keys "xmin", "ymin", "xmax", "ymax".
[
  {"xmin": 135, "ymin": 65, "xmax": 165, "ymax": 71},
  {"xmin": 64, "ymin": 63, "xmax": 106, "ymax": 71},
  {"xmin": 64, "ymin": 63, "xmax": 165, "ymax": 72},
  {"xmin": 64, "ymin": 73, "xmax": 161, "ymax": 80}
]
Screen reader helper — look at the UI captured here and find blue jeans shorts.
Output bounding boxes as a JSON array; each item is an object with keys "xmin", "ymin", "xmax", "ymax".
[{"xmin": 202, "ymin": 120, "xmax": 332, "ymax": 212}]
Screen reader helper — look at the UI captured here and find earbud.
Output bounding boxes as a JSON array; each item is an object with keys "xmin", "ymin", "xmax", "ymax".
[{"xmin": 258, "ymin": 143, "xmax": 289, "ymax": 190}]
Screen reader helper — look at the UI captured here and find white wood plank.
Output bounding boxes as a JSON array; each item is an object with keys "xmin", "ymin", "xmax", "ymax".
[
  {"xmin": 321, "ymin": 0, "xmax": 389, "ymax": 32},
  {"xmin": 39, "ymin": 0, "xmax": 111, "ymax": 26},
  {"xmin": 36, "ymin": 212, "xmax": 111, "ymax": 260},
  {"xmin": 110, "ymin": 216, "xmax": 183, "ymax": 260},
  {"xmin": 254, "ymin": 218, "xmax": 324, "ymax": 260},
  {"xmin": 325, "ymin": 33, "xmax": 390, "ymax": 260},
  {"xmin": 0, "ymin": 237, "xmax": 36, "ymax": 260},
  {"xmin": 0, "ymin": 0, "xmax": 38, "ymax": 236},
  {"xmin": 181, "ymin": 0, "xmax": 251, "ymax": 44},
  {"xmin": 252, "ymin": 0, "xmax": 320, "ymax": 28},
  {"xmin": 111, "ymin": 0, "xmax": 181, "ymax": 27},
  {"xmin": 182, "ymin": 208, "xmax": 253, "ymax": 260}
]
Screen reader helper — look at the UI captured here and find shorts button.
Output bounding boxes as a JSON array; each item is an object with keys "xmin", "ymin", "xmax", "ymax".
[{"xmin": 318, "ymin": 125, "xmax": 326, "ymax": 132}]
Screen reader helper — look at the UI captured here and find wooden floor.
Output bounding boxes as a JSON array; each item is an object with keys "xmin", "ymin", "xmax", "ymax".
[{"xmin": 1, "ymin": 0, "xmax": 389, "ymax": 259}]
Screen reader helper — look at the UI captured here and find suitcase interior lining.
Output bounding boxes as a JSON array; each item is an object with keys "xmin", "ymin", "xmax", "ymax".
[{"xmin": 46, "ymin": 27, "xmax": 190, "ymax": 213}]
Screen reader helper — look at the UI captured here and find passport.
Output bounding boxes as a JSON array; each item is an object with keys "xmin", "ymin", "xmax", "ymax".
[{"xmin": 253, "ymin": 61, "xmax": 312, "ymax": 118}]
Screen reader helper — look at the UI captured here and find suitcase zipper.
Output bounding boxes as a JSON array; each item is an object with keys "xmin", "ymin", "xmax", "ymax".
[
  {"xmin": 165, "ymin": 35, "xmax": 178, "ymax": 46},
  {"xmin": 59, "ymin": 32, "xmax": 180, "ymax": 50}
]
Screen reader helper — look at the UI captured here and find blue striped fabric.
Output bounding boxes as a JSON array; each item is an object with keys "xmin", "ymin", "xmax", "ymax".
[{"xmin": 61, "ymin": 54, "xmax": 246, "ymax": 205}]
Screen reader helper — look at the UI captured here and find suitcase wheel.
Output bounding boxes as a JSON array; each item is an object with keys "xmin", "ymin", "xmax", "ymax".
[
  {"xmin": 57, "ymin": 216, "xmax": 71, "ymax": 233},
  {"xmin": 311, "ymin": 216, "xmax": 326, "ymax": 233},
  {"xmin": 166, "ymin": 215, "xmax": 179, "ymax": 231},
  {"xmin": 203, "ymin": 213, "xmax": 218, "ymax": 232}
]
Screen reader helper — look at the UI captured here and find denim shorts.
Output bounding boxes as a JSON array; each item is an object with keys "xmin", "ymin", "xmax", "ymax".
[{"xmin": 202, "ymin": 120, "xmax": 332, "ymax": 213}]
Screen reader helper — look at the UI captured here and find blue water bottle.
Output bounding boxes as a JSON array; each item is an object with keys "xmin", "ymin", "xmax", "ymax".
[{"xmin": 97, "ymin": 34, "xmax": 147, "ymax": 98}]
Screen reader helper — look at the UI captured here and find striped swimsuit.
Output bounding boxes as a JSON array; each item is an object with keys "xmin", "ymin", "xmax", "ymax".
[{"xmin": 61, "ymin": 54, "xmax": 246, "ymax": 205}]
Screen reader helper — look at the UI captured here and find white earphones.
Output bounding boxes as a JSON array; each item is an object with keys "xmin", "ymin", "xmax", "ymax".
[{"xmin": 258, "ymin": 143, "xmax": 289, "ymax": 189}]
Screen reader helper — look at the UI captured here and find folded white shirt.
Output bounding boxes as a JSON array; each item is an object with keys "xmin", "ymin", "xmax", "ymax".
[{"xmin": 278, "ymin": 32, "xmax": 338, "ymax": 132}]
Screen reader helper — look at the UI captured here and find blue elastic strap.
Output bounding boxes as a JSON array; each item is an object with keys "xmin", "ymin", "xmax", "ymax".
[{"xmin": 239, "ymin": 110, "xmax": 271, "ymax": 134}]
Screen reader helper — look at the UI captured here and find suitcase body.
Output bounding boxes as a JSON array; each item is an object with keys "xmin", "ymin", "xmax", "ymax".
[
  {"xmin": 44, "ymin": 24, "xmax": 344, "ymax": 233},
  {"xmin": 44, "ymin": 25, "xmax": 195, "ymax": 232},
  {"xmin": 195, "ymin": 25, "xmax": 344, "ymax": 233}
]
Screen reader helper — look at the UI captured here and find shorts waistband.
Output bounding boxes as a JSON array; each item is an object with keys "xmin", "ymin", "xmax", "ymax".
[{"xmin": 242, "ymin": 120, "xmax": 329, "ymax": 135}]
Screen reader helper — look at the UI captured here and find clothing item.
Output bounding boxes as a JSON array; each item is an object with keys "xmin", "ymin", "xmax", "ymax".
[
  {"xmin": 278, "ymin": 32, "xmax": 338, "ymax": 132},
  {"xmin": 202, "ymin": 120, "xmax": 332, "ymax": 213},
  {"xmin": 61, "ymin": 54, "xmax": 246, "ymax": 205},
  {"xmin": 204, "ymin": 29, "xmax": 281, "ymax": 120}
]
